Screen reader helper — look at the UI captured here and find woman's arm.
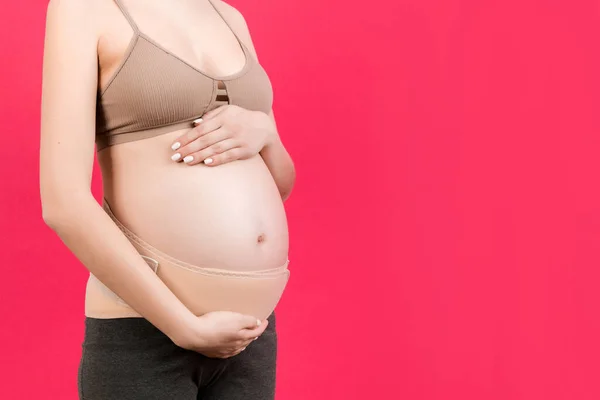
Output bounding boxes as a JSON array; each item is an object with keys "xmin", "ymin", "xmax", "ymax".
[
  {"xmin": 217, "ymin": 1, "xmax": 296, "ymax": 201},
  {"xmin": 260, "ymin": 110, "xmax": 296, "ymax": 202},
  {"xmin": 39, "ymin": 0, "xmax": 197, "ymax": 345}
]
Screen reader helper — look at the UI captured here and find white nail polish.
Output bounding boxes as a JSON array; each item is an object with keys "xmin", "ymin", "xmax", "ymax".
[
  {"xmin": 171, "ymin": 142, "xmax": 181, "ymax": 150},
  {"xmin": 193, "ymin": 118, "xmax": 203, "ymax": 125},
  {"xmin": 204, "ymin": 158, "xmax": 213, "ymax": 165},
  {"xmin": 171, "ymin": 153, "xmax": 181, "ymax": 161},
  {"xmin": 183, "ymin": 155, "xmax": 194, "ymax": 163}
]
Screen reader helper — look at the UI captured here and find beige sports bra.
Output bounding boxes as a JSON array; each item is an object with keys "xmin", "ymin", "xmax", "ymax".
[{"xmin": 95, "ymin": 0, "xmax": 273, "ymax": 151}]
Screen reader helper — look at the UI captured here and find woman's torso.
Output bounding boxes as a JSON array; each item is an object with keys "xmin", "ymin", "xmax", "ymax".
[{"xmin": 95, "ymin": 0, "xmax": 289, "ymax": 272}]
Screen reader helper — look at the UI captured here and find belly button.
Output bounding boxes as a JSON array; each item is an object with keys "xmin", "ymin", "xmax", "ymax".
[{"xmin": 257, "ymin": 233, "xmax": 266, "ymax": 243}]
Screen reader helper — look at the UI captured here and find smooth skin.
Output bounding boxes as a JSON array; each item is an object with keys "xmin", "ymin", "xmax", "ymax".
[{"xmin": 40, "ymin": 0, "xmax": 294, "ymax": 359}]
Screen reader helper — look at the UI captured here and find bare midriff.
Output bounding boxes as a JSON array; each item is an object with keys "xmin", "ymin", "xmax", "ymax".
[{"xmin": 87, "ymin": 127, "xmax": 290, "ymax": 318}]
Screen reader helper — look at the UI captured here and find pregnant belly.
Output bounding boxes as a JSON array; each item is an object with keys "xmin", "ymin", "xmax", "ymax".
[{"xmin": 98, "ymin": 129, "xmax": 289, "ymax": 272}]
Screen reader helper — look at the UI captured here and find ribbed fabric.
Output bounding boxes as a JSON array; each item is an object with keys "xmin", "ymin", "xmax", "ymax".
[{"xmin": 95, "ymin": 0, "xmax": 274, "ymax": 151}]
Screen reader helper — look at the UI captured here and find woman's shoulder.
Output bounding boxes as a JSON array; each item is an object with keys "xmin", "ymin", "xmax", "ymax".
[
  {"xmin": 45, "ymin": 0, "xmax": 106, "ymax": 39},
  {"xmin": 46, "ymin": 0, "xmax": 103, "ymax": 20}
]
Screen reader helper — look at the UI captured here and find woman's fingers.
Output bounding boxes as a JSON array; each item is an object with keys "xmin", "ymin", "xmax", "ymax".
[
  {"xmin": 199, "ymin": 145, "xmax": 256, "ymax": 167},
  {"xmin": 235, "ymin": 315, "xmax": 263, "ymax": 330},
  {"xmin": 200, "ymin": 147, "xmax": 244, "ymax": 167},
  {"xmin": 230, "ymin": 347, "xmax": 246, "ymax": 357},
  {"xmin": 171, "ymin": 128, "xmax": 230, "ymax": 163},
  {"xmin": 239, "ymin": 338, "xmax": 256, "ymax": 348},
  {"xmin": 227, "ymin": 343, "xmax": 251, "ymax": 358},
  {"xmin": 238, "ymin": 319, "xmax": 268, "ymax": 340},
  {"xmin": 180, "ymin": 139, "xmax": 241, "ymax": 166},
  {"xmin": 200, "ymin": 337, "xmax": 256, "ymax": 359},
  {"xmin": 170, "ymin": 118, "xmax": 220, "ymax": 152},
  {"xmin": 206, "ymin": 343, "xmax": 249, "ymax": 359},
  {"xmin": 192, "ymin": 312, "xmax": 265, "ymax": 359}
]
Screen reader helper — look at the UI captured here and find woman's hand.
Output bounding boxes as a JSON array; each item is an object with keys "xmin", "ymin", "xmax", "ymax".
[
  {"xmin": 170, "ymin": 105, "xmax": 277, "ymax": 167},
  {"xmin": 174, "ymin": 311, "xmax": 269, "ymax": 359}
]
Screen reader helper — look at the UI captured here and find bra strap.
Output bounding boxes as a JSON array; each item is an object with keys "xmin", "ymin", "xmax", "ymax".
[{"xmin": 113, "ymin": 0, "xmax": 140, "ymax": 33}]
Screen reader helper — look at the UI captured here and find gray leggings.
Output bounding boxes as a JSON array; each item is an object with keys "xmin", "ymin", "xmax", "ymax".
[{"xmin": 78, "ymin": 313, "xmax": 277, "ymax": 400}]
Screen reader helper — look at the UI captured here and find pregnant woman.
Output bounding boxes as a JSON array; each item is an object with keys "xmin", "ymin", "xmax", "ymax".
[{"xmin": 39, "ymin": 0, "xmax": 295, "ymax": 399}]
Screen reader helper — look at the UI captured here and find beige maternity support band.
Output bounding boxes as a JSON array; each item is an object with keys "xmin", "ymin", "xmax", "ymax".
[{"xmin": 84, "ymin": 200, "xmax": 290, "ymax": 321}]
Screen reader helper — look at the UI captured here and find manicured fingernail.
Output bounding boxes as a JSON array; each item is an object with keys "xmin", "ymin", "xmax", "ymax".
[
  {"xmin": 257, "ymin": 319, "xmax": 261, "ymax": 326},
  {"xmin": 183, "ymin": 155, "xmax": 194, "ymax": 163},
  {"xmin": 171, "ymin": 153, "xmax": 181, "ymax": 161},
  {"xmin": 254, "ymin": 337, "xmax": 259, "ymax": 341},
  {"xmin": 171, "ymin": 142, "xmax": 181, "ymax": 150},
  {"xmin": 204, "ymin": 158, "xmax": 213, "ymax": 165},
  {"xmin": 193, "ymin": 118, "xmax": 203, "ymax": 125}
]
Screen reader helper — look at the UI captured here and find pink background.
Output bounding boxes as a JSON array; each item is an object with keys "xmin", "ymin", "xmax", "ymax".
[{"xmin": 1, "ymin": 0, "xmax": 600, "ymax": 399}]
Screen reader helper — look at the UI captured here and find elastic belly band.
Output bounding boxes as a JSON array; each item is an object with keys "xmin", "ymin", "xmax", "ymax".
[{"xmin": 84, "ymin": 200, "xmax": 290, "ymax": 320}]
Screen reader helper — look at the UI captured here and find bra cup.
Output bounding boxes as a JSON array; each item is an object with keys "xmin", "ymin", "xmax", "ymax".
[
  {"xmin": 97, "ymin": 38, "xmax": 214, "ymax": 136},
  {"xmin": 95, "ymin": 38, "xmax": 274, "ymax": 148}
]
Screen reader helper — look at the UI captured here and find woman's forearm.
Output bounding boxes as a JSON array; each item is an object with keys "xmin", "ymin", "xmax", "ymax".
[
  {"xmin": 40, "ymin": 0, "xmax": 197, "ymax": 347},
  {"xmin": 43, "ymin": 193, "xmax": 196, "ymax": 344},
  {"xmin": 259, "ymin": 112, "xmax": 296, "ymax": 202},
  {"xmin": 260, "ymin": 136, "xmax": 295, "ymax": 201}
]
